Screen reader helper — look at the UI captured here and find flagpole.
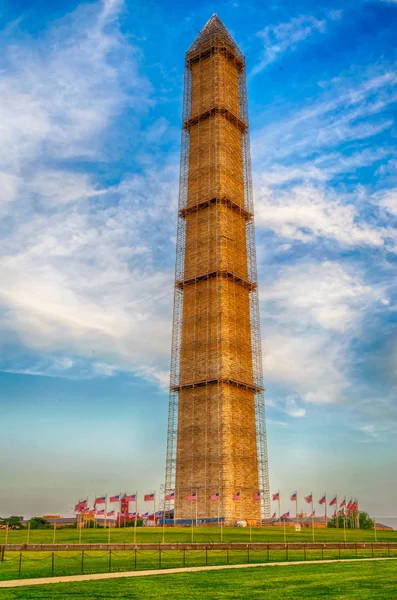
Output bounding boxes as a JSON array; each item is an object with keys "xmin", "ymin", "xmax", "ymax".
[
  {"xmin": 154, "ymin": 491, "xmax": 156, "ymax": 528},
  {"xmin": 191, "ymin": 493, "xmax": 194, "ymax": 543},
  {"xmin": 27, "ymin": 521, "xmax": 30, "ymax": 545},
  {"xmin": 278, "ymin": 490, "xmax": 281, "ymax": 532},
  {"xmin": 104, "ymin": 495, "xmax": 108, "ymax": 529},
  {"xmin": 195, "ymin": 491, "xmax": 198, "ymax": 527},
  {"xmin": 311, "ymin": 491, "xmax": 314, "ymax": 542},
  {"xmin": 119, "ymin": 493, "xmax": 122, "ymax": 529},
  {"xmin": 240, "ymin": 490, "xmax": 242, "ymax": 522},
  {"xmin": 296, "ymin": 491, "xmax": 298, "ymax": 523},
  {"xmin": 336, "ymin": 495, "xmax": 338, "ymax": 529},
  {"xmin": 220, "ymin": 494, "xmax": 223, "ymax": 542},
  {"xmin": 325, "ymin": 493, "xmax": 327, "ymax": 522},
  {"xmin": 343, "ymin": 496, "xmax": 347, "ymax": 542},
  {"xmin": 374, "ymin": 518, "xmax": 377, "ymax": 542},
  {"xmin": 5, "ymin": 524, "xmax": 8, "ymax": 546},
  {"xmin": 134, "ymin": 491, "xmax": 138, "ymax": 544},
  {"xmin": 53, "ymin": 522, "xmax": 56, "ymax": 544},
  {"xmin": 162, "ymin": 489, "xmax": 166, "ymax": 544}
]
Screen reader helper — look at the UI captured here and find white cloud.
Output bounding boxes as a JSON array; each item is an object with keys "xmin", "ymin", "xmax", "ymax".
[
  {"xmin": 284, "ymin": 396, "xmax": 307, "ymax": 417},
  {"xmin": 252, "ymin": 70, "xmax": 397, "ymax": 164},
  {"xmin": 252, "ymin": 13, "xmax": 341, "ymax": 74},
  {"xmin": 260, "ymin": 261, "xmax": 378, "ymax": 330},
  {"xmin": 0, "ymin": 173, "xmax": 19, "ymax": 205},
  {"xmin": 375, "ymin": 188, "xmax": 397, "ymax": 216},
  {"xmin": 262, "ymin": 329, "xmax": 348, "ymax": 404},
  {"xmin": 255, "ymin": 183, "xmax": 385, "ymax": 246},
  {"xmin": 0, "ymin": 0, "xmax": 180, "ymax": 386},
  {"xmin": 260, "ymin": 261, "xmax": 386, "ymax": 404},
  {"xmin": 359, "ymin": 424, "xmax": 378, "ymax": 438}
]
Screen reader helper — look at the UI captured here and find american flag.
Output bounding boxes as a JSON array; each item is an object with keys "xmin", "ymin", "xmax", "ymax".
[
  {"xmin": 304, "ymin": 494, "xmax": 313, "ymax": 504},
  {"xmin": 309, "ymin": 510, "xmax": 315, "ymax": 518},
  {"xmin": 94, "ymin": 496, "xmax": 106, "ymax": 505},
  {"xmin": 128, "ymin": 512, "xmax": 136, "ymax": 518},
  {"xmin": 290, "ymin": 492, "xmax": 297, "ymax": 501},
  {"xmin": 109, "ymin": 495, "xmax": 120, "ymax": 503},
  {"xmin": 188, "ymin": 492, "xmax": 197, "ymax": 501},
  {"xmin": 233, "ymin": 491, "xmax": 241, "ymax": 501},
  {"xmin": 319, "ymin": 495, "xmax": 326, "ymax": 505},
  {"xmin": 340, "ymin": 499, "xmax": 346, "ymax": 508},
  {"xmin": 329, "ymin": 496, "xmax": 337, "ymax": 506},
  {"xmin": 281, "ymin": 511, "xmax": 290, "ymax": 519},
  {"xmin": 144, "ymin": 493, "xmax": 155, "ymax": 502},
  {"xmin": 165, "ymin": 492, "xmax": 175, "ymax": 501},
  {"xmin": 107, "ymin": 510, "xmax": 115, "ymax": 517},
  {"xmin": 96, "ymin": 510, "xmax": 104, "ymax": 515},
  {"xmin": 125, "ymin": 494, "xmax": 136, "ymax": 502},
  {"xmin": 211, "ymin": 493, "xmax": 220, "ymax": 501},
  {"xmin": 142, "ymin": 512, "xmax": 149, "ymax": 518},
  {"xmin": 253, "ymin": 492, "xmax": 261, "ymax": 500},
  {"xmin": 272, "ymin": 492, "xmax": 279, "ymax": 501},
  {"xmin": 271, "ymin": 512, "xmax": 277, "ymax": 519}
]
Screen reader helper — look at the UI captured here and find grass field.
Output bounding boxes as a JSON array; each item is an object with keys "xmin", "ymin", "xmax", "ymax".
[
  {"xmin": 1, "ymin": 543, "xmax": 396, "ymax": 581},
  {"xmin": 1, "ymin": 525, "xmax": 394, "ymax": 546},
  {"xmin": 1, "ymin": 560, "xmax": 396, "ymax": 599}
]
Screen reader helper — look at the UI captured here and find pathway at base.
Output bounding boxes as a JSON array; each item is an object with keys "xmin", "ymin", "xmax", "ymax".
[{"xmin": 1, "ymin": 556, "xmax": 396, "ymax": 588}]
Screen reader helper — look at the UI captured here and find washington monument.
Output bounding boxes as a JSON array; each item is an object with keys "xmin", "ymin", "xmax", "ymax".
[{"xmin": 165, "ymin": 15, "xmax": 270, "ymax": 524}]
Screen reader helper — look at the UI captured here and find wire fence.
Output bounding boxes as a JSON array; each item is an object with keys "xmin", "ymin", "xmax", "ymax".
[{"xmin": 1, "ymin": 543, "xmax": 397, "ymax": 581}]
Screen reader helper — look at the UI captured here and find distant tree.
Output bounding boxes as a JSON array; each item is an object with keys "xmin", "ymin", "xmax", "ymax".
[
  {"xmin": 359, "ymin": 511, "xmax": 374, "ymax": 529},
  {"xmin": 28, "ymin": 517, "xmax": 49, "ymax": 529},
  {"xmin": 328, "ymin": 511, "xmax": 373, "ymax": 529},
  {"xmin": 0, "ymin": 516, "xmax": 23, "ymax": 529}
]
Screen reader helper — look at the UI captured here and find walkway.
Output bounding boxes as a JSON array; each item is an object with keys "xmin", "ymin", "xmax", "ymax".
[{"xmin": 1, "ymin": 556, "xmax": 396, "ymax": 588}]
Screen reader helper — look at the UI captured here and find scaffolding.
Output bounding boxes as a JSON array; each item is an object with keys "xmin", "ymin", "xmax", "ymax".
[{"xmin": 165, "ymin": 14, "xmax": 270, "ymax": 524}]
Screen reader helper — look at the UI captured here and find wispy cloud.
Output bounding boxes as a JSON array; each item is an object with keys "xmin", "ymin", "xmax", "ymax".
[
  {"xmin": 284, "ymin": 396, "xmax": 307, "ymax": 418},
  {"xmin": 259, "ymin": 261, "xmax": 385, "ymax": 405},
  {"xmin": 0, "ymin": 0, "xmax": 179, "ymax": 386},
  {"xmin": 252, "ymin": 11, "xmax": 342, "ymax": 75}
]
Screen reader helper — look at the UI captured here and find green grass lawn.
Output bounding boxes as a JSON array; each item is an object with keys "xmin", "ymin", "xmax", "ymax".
[
  {"xmin": 1, "ymin": 545, "xmax": 396, "ymax": 581},
  {"xmin": 1, "ymin": 525, "xmax": 394, "ymax": 546},
  {"xmin": 1, "ymin": 560, "xmax": 396, "ymax": 599}
]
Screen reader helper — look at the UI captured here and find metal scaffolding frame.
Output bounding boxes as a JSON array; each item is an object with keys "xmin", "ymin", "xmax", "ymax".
[{"xmin": 165, "ymin": 14, "xmax": 270, "ymax": 521}]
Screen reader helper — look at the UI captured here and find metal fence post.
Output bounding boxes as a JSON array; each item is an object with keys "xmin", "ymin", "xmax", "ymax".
[
  {"xmin": 18, "ymin": 553, "xmax": 22, "ymax": 577},
  {"xmin": 183, "ymin": 548, "xmax": 186, "ymax": 567},
  {"xmin": 109, "ymin": 549, "xmax": 112, "ymax": 572},
  {"xmin": 388, "ymin": 543, "xmax": 390, "ymax": 557},
  {"xmin": 81, "ymin": 550, "xmax": 84, "ymax": 574},
  {"xmin": 52, "ymin": 552, "xmax": 55, "ymax": 576},
  {"xmin": 206, "ymin": 548, "xmax": 208, "ymax": 565},
  {"xmin": 134, "ymin": 549, "xmax": 137, "ymax": 570},
  {"xmin": 159, "ymin": 549, "xmax": 161, "ymax": 569},
  {"xmin": 227, "ymin": 545, "xmax": 229, "ymax": 564},
  {"xmin": 304, "ymin": 544, "xmax": 306, "ymax": 561},
  {"xmin": 267, "ymin": 544, "xmax": 269, "ymax": 562},
  {"xmin": 247, "ymin": 547, "xmax": 250, "ymax": 564},
  {"xmin": 286, "ymin": 544, "xmax": 288, "ymax": 561},
  {"xmin": 1, "ymin": 546, "xmax": 4, "ymax": 562}
]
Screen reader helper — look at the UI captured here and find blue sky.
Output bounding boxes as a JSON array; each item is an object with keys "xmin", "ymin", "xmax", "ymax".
[{"xmin": 0, "ymin": 0, "xmax": 396, "ymax": 522}]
